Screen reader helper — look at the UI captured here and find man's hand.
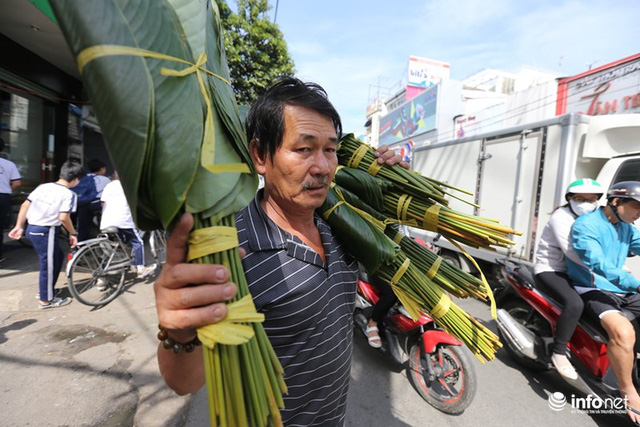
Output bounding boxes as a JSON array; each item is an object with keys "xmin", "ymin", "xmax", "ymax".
[
  {"xmin": 69, "ymin": 234, "xmax": 78, "ymax": 248},
  {"xmin": 154, "ymin": 213, "xmax": 238, "ymax": 343},
  {"xmin": 374, "ymin": 145, "xmax": 410, "ymax": 170},
  {"xmin": 8, "ymin": 226, "xmax": 23, "ymax": 240}
]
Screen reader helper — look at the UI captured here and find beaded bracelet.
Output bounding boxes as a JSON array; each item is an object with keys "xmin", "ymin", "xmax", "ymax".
[{"xmin": 157, "ymin": 324, "xmax": 201, "ymax": 354}]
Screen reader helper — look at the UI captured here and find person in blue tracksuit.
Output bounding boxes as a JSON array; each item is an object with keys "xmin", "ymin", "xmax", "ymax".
[
  {"xmin": 566, "ymin": 181, "xmax": 640, "ymax": 423},
  {"xmin": 9, "ymin": 161, "xmax": 84, "ymax": 309}
]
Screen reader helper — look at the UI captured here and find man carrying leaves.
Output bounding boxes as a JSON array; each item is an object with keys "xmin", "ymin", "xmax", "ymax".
[{"xmin": 155, "ymin": 78, "xmax": 405, "ymax": 426}]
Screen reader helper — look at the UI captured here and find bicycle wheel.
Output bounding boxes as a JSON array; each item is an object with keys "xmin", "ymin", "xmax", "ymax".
[
  {"xmin": 149, "ymin": 230, "xmax": 167, "ymax": 265},
  {"xmin": 67, "ymin": 241, "xmax": 127, "ymax": 306}
]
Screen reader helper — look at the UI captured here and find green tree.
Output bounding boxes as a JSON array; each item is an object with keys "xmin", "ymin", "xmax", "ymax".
[{"xmin": 217, "ymin": 0, "xmax": 295, "ymax": 105}]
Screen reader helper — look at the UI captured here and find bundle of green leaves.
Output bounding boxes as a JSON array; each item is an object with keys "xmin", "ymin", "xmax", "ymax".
[
  {"xmin": 336, "ymin": 136, "xmax": 520, "ymax": 249},
  {"xmin": 320, "ymin": 187, "xmax": 501, "ymax": 362}
]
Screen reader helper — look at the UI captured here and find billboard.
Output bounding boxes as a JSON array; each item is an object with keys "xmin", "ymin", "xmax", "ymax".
[
  {"xmin": 378, "ymin": 85, "xmax": 437, "ymax": 146},
  {"xmin": 407, "ymin": 56, "xmax": 450, "ymax": 88},
  {"xmin": 556, "ymin": 53, "xmax": 640, "ymax": 116}
]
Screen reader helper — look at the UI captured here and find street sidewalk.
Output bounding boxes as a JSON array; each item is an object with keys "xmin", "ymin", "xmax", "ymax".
[{"xmin": 0, "ymin": 239, "xmax": 203, "ymax": 426}]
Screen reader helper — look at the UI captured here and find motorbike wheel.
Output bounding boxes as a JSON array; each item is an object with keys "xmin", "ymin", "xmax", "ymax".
[
  {"xmin": 499, "ymin": 299, "xmax": 550, "ymax": 372},
  {"xmin": 409, "ymin": 343, "xmax": 477, "ymax": 414}
]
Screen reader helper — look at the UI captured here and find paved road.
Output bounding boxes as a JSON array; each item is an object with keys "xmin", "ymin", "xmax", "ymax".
[
  {"xmin": 185, "ymin": 296, "xmax": 636, "ymax": 426},
  {"xmin": 344, "ymin": 298, "xmax": 634, "ymax": 427},
  {"xmin": 0, "ymin": 240, "xmax": 192, "ymax": 426},
  {"xmin": 1, "ymin": 239, "xmax": 636, "ymax": 426}
]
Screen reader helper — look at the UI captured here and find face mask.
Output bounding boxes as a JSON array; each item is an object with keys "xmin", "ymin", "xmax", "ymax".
[{"xmin": 569, "ymin": 199, "xmax": 597, "ymax": 216}]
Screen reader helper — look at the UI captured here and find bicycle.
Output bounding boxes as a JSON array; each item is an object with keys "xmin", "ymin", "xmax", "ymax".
[
  {"xmin": 66, "ymin": 227, "xmax": 135, "ymax": 306},
  {"xmin": 144, "ymin": 229, "xmax": 167, "ymax": 266},
  {"xmin": 66, "ymin": 228, "xmax": 166, "ymax": 306}
]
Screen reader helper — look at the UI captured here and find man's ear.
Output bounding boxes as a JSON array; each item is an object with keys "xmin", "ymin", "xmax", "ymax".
[{"xmin": 249, "ymin": 139, "xmax": 267, "ymax": 175}]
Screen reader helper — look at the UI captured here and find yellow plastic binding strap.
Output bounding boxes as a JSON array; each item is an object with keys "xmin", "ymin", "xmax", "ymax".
[
  {"xmin": 347, "ymin": 144, "xmax": 369, "ymax": 169},
  {"xmin": 430, "ymin": 293, "xmax": 451, "ymax": 319},
  {"xmin": 322, "ymin": 201, "xmax": 345, "ymax": 221},
  {"xmin": 367, "ymin": 159, "xmax": 383, "ymax": 176},
  {"xmin": 423, "ymin": 204, "xmax": 441, "ymax": 232},
  {"xmin": 197, "ymin": 295, "xmax": 265, "ymax": 349},
  {"xmin": 393, "ymin": 231, "xmax": 404, "ymax": 244},
  {"xmin": 426, "ymin": 257, "xmax": 442, "ymax": 279},
  {"xmin": 390, "ymin": 258, "xmax": 411, "ymax": 285},
  {"xmin": 396, "ymin": 194, "xmax": 411, "ymax": 221},
  {"xmin": 446, "ymin": 237, "xmax": 498, "ymax": 320},
  {"xmin": 76, "ymin": 45, "xmax": 250, "ymax": 175},
  {"xmin": 187, "ymin": 226, "xmax": 239, "ymax": 261},
  {"xmin": 402, "ymin": 195, "xmax": 413, "ymax": 222}
]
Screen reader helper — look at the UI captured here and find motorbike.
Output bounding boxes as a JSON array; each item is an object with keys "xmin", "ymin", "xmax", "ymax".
[
  {"xmin": 494, "ymin": 257, "xmax": 640, "ymax": 403},
  {"xmin": 354, "ymin": 261, "xmax": 477, "ymax": 414}
]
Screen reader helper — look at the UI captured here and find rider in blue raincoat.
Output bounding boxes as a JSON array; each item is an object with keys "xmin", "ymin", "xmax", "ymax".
[{"xmin": 566, "ymin": 181, "xmax": 640, "ymax": 424}]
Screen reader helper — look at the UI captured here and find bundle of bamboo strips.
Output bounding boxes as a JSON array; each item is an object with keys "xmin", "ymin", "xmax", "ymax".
[
  {"xmin": 336, "ymin": 136, "xmax": 521, "ymax": 249},
  {"xmin": 384, "ymin": 225, "xmax": 488, "ymax": 300}
]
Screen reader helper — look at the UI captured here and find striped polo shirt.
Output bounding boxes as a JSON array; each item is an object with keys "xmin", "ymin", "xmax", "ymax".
[{"xmin": 236, "ymin": 191, "xmax": 358, "ymax": 427}]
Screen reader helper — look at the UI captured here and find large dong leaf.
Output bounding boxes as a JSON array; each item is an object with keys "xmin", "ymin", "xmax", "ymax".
[
  {"xmin": 334, "ymin": 167, "xmax": 392, "ymax": 213},
  {"xmin": 166, "ymin": 0, "xmax": 207, "ymax": 59},
  {"xmin": 206, "ymin": 2, "xmax": 254, "ymax": 168},
  {"xmin": 320, "ymin": 187, "xmax": 398, "ymax": 274},
  {"xmin": 118, "ymin": 0, "xmax": 204, "ymax": 229},
  {"xmin": 183, "ymin": 1, "xmax": 258, "ymax": 217},
  {"xmin": 50, "ymin": 1, "xmax": 152, "ymax": 223},
  {"xmin": 51, "ymin": 0, "xmax": 205, "ymax": 230}
]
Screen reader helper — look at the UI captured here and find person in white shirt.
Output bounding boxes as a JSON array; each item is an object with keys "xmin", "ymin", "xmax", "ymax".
[
  {"xmin": 9, "ymin": 161, "xmax": 83, "ymax": 309},
  {"xmin": 534, "ymin": 178, "xmax": 603, "ymax": 379},
  {"xmin": 100, "ymin": 175, "xmax": 155, "ymax": 279},
  {"xmin": 0, "ymin": 138, "xmax": 22, "ymax": 260}
]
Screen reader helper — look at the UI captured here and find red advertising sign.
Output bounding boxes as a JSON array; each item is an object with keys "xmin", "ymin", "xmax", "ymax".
[{"xmin": 556, "ymin": 53, "xmax": 640, "ymax": 116}]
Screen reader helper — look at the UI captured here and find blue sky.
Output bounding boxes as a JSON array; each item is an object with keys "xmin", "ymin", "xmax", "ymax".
[{"xmin": 263, "ymin": 0, "xmax": 640, "ymax": 134}]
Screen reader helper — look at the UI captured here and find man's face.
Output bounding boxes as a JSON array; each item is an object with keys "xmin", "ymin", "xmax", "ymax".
[
  {"xmin": 616, "ymin": 198, "xmax": 640, "ymax": 223},
  {"xmin": 253, "ymin": 105, "xmax": 338, "ymax": 214}
]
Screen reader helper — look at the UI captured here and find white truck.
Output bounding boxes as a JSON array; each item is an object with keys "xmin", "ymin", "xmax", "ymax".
[{"xmin": 408, "ymin": 113, "xmax": 640, "ymax": 274}]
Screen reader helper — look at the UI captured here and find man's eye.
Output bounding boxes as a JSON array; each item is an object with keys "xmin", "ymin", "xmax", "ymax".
[{"xmin": 325, "ymin": 147, "xmax": 336, "ymax": 153}]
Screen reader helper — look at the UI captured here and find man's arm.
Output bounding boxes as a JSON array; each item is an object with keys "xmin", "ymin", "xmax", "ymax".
[
  {"xmin": 571, "ymin": 220, "xmax": 640, "ymax": 292},
  {"xmin": 8, "ymin": 200, "xmax": 30, "ymax": 240},
  {"xmin": 10, "ymin": 179, "xmax": 21, "ymax": 191},
  {"xmin": 59, "ymin": 212, "xmax": 78, "ymax": 248},
  {"xmin": 155, "ymin": 213, "xmax": 237, "ymax": 395}
]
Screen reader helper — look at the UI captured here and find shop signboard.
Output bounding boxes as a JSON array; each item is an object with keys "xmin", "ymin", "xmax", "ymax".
[
  {"xmin": 407, "ymin": 56, "xmax": 450, "ymax": 88},
  {"xmin": 556, "ymin": 53, "xmax": 640, "ymax": 116}
]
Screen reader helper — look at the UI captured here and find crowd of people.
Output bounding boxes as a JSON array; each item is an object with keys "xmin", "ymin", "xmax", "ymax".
[{"xmin": 3, "ymin": 149, "xmax": 156, "ymax": 309}]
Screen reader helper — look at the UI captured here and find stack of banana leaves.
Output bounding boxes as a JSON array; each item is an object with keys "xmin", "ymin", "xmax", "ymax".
[
  {"xmin": 51, "ymin": 1, "xmax": 285, "ymax": 426},
  {"xmin": 318, "ymin": 134, "xmax": 524, "ymax": 362}
]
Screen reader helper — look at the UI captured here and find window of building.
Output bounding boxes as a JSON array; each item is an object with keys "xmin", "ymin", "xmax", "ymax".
[{"xmin": 1, "ymin": 88, "xmax": 56, "ymax": 189}]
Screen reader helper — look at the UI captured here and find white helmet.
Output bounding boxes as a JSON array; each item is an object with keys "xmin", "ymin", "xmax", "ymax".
[{"xmin": 565, "ymin": 178, "xmax": 603, "ymax": 201}]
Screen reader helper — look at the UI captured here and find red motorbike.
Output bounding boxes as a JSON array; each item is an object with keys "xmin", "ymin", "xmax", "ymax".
[
  {"xmin": 495, "ymin": 258, "xmax": 640, "ymax": 404},
  {"xmin": 355, "ymin": 266, "xmax": 477, "ymax": 414}
]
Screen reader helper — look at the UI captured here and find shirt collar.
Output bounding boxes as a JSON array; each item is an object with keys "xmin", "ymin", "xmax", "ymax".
[{"xmin": 244, "ymin": 190, "xmax": 333, "ymax": 268}]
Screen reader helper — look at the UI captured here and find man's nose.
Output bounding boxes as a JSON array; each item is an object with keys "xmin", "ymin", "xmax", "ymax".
[{"xmin": 309, "ymin": 151, "xmax": 332, "ymax": 176}]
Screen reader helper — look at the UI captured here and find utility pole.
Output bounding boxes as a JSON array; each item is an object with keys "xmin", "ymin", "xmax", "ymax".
[{"xmin": 273, "ymin": 0, "xmax": 279, "ymax": 23}]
